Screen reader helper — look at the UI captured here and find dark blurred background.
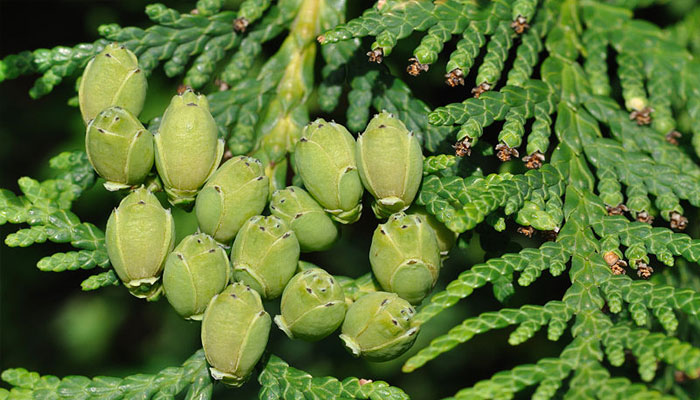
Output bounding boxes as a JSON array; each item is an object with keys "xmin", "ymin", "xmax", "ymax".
[{"xmin": 0, "ymin": 1, "xmax": 697, "ymax": 399}]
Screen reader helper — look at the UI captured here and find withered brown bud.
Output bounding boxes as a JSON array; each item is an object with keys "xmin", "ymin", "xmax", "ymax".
[
  {"xmin": 606, "ymin": 204, "xmax": 628, "ymax": 216},
  {"xmin": 611, "ymin": 263, "xmax": 626, "ymax": 275},
  {"xmin": 453, "ymin": 138, "xmax": 472, "ymax": 157},
  {"xmin": 522, "ymin": 152, "xmax": 545, "ymax": 169},
  {"xmin": 636, "ymin": 261, "xmax": 653, "ymax": 279},
  {"xmin": 496, "ymin": 143, "xmax": 519, "ymax": 162},
  {"xmin": 517, "ymin": 226, "xmax": 534, "ymax": 238},
  {"xmin": 669, "ymin": 211, "xmax": 688, "ymax": 230},
  {"xmin": 510, "ymin": 15, "xmax": 530, "ymax": 34},
  {"xmin": 471, "ymin": 82, "xmax": 491, "ymax": 98},
  {"xmin": 233, "ymin": 17, "xmax": 249, "ymax": 32},
  {"xmin": 367, "ymin": 48, "xmax": 384, "ymax": 63},
  {"xmin": 665, "ymin": 131, "xmax": 681, "ymax": 145},
  {"xmin": 636, "ymin": 211, "xmax": 654, "ymax": 224},
  {"xmin": 406, "ymin": 57, "xmax": 429, "ymax": 76},
  {"xmin": 445, "ymin": 69, "xmax": 464, "ymax": 87},
  {"xmin": 629, "ymin": 107, "xmax": 653, "ymax": 125}
]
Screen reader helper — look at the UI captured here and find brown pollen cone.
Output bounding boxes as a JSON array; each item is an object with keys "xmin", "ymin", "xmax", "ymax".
[
  {"xmin": 636, "ymin": 261, "xmax": 653, "ymax": 279},
  {"xmin": 629, "ymin": 107, "xmax": 653, "ymax": 125},
  {"xmin": 606, "ymin": 204, "xmax": 628, "ymax": 216},
  {"xmin": 517, "ymin": 226, "xmax": 534, "ymax": 238},
  {"xmin": 669, "ymin": 211, "xmax": 688, "ymax": 230},
  {"xmin": 406, "ymin": 57, "xmax": 429, "ymax": 76},
  {"xmin": 471, "ymin": 82, "xmax": 492, "ymax": 98},
  {"xmin": 523, "ymin": 152, "xmax": 545, "ymax": 169},
  {"xmin": 367, "ymin": 48, "xmax": 384, "ymax": 63},
  {"xmin": 445, "ymin": 69, "xmax": 464, "ymax": 87},
  {"xmin": 636, "ymin": 211, "xmax": 653, "ymax": 224},
  {"xmin": 453, "ymin": 138, "xmax": 472, "ymax": 157},
  {"xmin": 233, "ymin": 17, "xmax": 249, "ymax": 32},
  {"xmin": 665, "ymin": 130, "xmax": 681, "ymax": 145},
  {"xmin": 510, "ymin": 15, "xmax": 530, "ymax": 34},
  {"xmin": 496, "ymin": 143, "xmax": 519, "ymax": 162}
]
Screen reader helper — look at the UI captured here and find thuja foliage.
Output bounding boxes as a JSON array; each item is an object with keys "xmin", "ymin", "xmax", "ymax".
[{"xmin": 2, "ymin": 0, "xmax": 700, "ymax": 399}]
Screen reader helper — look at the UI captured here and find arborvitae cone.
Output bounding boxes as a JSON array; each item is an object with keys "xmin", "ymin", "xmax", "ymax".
[
  {"xmin": 78, "ymin": 43, "xmax": 147, "ymax": 124},
  {"xmin": 339, "ymin": 291, "xmax": 419, "ymax": 361},
  {"xmin": 105, "ymin": 187, "xmax": 175, "ymax": 300},
  {"xmin": 370, "ymin": 212, "xmax": 441, "ymax": 304},
  {"xmin": 294, "ymin": 119, "xmax": 363, "ymax": 224},
  {"xmin": 269, "ymin": 186, "xmax": 339, "ymax": 252},
  {"xmin": 195, "ymin": 156, "xmax": 268, "ymax": 244},
  {"xmin": 154, "ymin": 90, "xmax": 224, "ymax": 207},
  {"xmin": 201, "ymin": 283, "xmax": 271, "ymax": 387},
  {"xmin": 231, "ymin": 215, "xmax": 300, "ymax": 299},
  {"xmin": 86, "ymin": 106, "xmax": 154, "ymax": 191},
  {"xmin": 356, "ymin": 112, "xmax": 423, "ymax": 218},
  {"xmin": 162, "ymin": 233, "xmax": 230, "ymax": 320},
  {"xmin": 274, "ymin": 268, "xmax": 346, "ymax": 341},
  {"xmin": 408, "ymin": 205, "xmax": 458, "ymax": 256}
]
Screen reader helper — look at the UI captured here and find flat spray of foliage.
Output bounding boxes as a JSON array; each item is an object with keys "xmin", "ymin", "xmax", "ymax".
[{"xmin": 2, "ymin": 0, "xmax": 700, "ymax": 398}]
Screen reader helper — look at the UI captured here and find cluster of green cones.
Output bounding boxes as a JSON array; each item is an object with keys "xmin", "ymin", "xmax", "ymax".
[{"xmin": 79, "ymin": 41, "xmax": 460, "ymax": 388}]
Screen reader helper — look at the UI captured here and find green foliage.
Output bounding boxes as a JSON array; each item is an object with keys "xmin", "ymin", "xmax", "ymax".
[
  {"xmin": 0, "ymin": 350, "xmax": 409, "ymax": 400},
  {"xmin": 417, "ymin": 162, "xmax": 566, "ymax": 232},
  {"xmin": 3, "ymin": 0, "xmax": 700, "ymax": 399},
  {"xmin": 0, "ymin": 151, "xmax": 113, "ymax": 290},
  {"xmin": 321, "ymin": 0, "xmax": 700, "ymax": 398},
  {"xmin": 0, "ymin": 2, "xmax": 237, "ymax": 98},
  {"xmin": 258, "ymin": 355, "xmax": 408, "ymax": 399},
  {"xmin": 0, "ymin": 350, "xmax": 211, "ymax": 399}
]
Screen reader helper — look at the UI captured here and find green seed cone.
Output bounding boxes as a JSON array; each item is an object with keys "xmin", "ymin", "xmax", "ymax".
[
  {"xmin": 78, "ymin": 43, "xmax": 147, "ymax": 124},
  {"xmin": 201, "ymin": 283, "xmax": 271, "ymax": 387},
  {"xmin": 356, "ymin": 112, "xmax": 423, "ymax": 218},
  {"xmin": 339, "ymin": 291, "xmax": 419, "ymax": 362},
  {"xmin": 408, "ymin": 205, "xmax": 458, "ymax": 256},
  {"xmin": 231, "ymin": 215, "xmax": 300, "ymax": 299},
  {"xmin": 274, "ymin": 268, "xmax": 346, "ymax": 341},
  {"xmin": 370, "ymin": 212, "xmax": 440, "ymax": 304},
  {"xmin": 154, "ymin": 90, "xmax": 224, "ymax": 207},
  {"xmin": 86, "ymin": 106, "xmax": 154, "ymax": 191},
  {"xmin": 195, "ymin": 156, "xmax": 269, "ymax": 244},
  {"xmin": 294, "ymin": 119, "xmax": 363, "ymax": 224},
  {"xmin": 105, "ymin": 187, "xmax": 175, "ymax": 300},
  {"xmin": 162, "ymin": 233, "xmax": 230, "ymax": 320},
  {"xmin": 269, "ymin": 186, "xmax": 339, "ymax": 252}
]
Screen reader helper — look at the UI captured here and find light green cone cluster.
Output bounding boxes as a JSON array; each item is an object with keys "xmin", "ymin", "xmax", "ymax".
[
  {"xmin": 274, "ymin": 268, "xmax": 346, "ymax": 341},
  {"xmin": 154, "ymin": 90, "xmax": 224, "ymax": 207},
  {"xmin": 408, "ymin": 205, "xmax": 458, "ymax": 256},
  {"xmin": 82, "ymin": 75, "xmax": 438, "ymax": 372},
  {"xmin": 162, "ymin": 233, "xmax": 230, "ymax": 320},
  {"xmin": 356, "ymin": 112, "xmax": 423, "ymax": 218},
  {"xmin": 269, "ymin": 186, "xmax": 339, "ymax": 252},
  {"xmin": 86, "ymin": 106, "xmax": 154, "ymax": 191},
  {"xmin": 201, "ymin": 283, "xmax": 271, "ymax": 387},
  {"xmin": 105, "ymin": 187, "xmax": 175, "ymax": 300},
  {"xmin": 339, "ymin": 292, "xmax": 419, "ymax": 361},
  {"xmin": 294, "ymin": 119, "xmax": 364, "ymax": 224},
  {"xmin": 231, "ymin": 216, "xmax": 300, "ymax": 299},
  {"xmin": 195, "ymin": 156, "xmax": 269, "ymax": 244},
  {"xmin": 370, "ymin": 212, "xmax": 441, "ymax": 304},
  {"xmin": 78, "ymin": 43, "xmax": 147, "ymax": 124}
]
